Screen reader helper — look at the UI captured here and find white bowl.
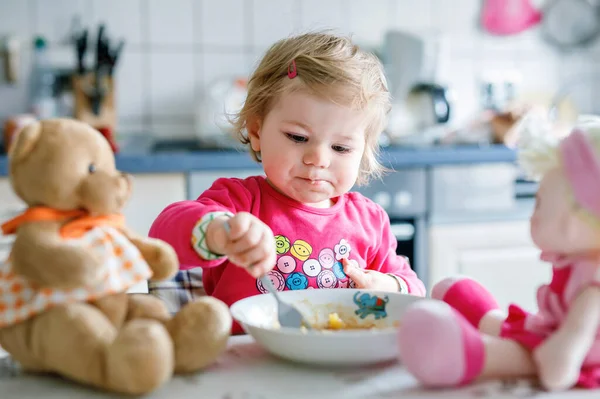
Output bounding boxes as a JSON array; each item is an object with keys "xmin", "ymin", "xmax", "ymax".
[{"xmin": 230, "ymin": 288, "xmax": 428, "ymax": 367}]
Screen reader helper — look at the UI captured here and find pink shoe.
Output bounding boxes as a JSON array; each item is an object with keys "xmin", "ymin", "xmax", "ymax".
[
  {"xmin": 398, "ymin": 300, "xmax": 485, "ymax": 387},
  {"xmin": 432, "ymin": 276, "xmax": 499, "ymax": 328}
]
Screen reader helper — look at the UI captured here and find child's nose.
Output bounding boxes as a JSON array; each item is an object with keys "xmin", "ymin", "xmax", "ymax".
[{"xmin": 303, "ymin": 145, "xmax": 330, "ymax": 168}]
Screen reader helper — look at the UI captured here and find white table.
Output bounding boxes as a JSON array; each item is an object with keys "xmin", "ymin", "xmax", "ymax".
[{"xmin": 0, "ymin": 335, "xmax": 597, "ymax": 399}]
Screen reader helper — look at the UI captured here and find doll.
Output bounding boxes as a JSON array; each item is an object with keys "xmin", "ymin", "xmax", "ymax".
[{"xmin": 398, "ymin": 115, "xmax": 600, "ymax": 391}]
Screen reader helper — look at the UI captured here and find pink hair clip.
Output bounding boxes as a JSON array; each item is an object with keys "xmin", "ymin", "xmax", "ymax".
[{"xmin": 287, "ymin": 60, "xmax": 297, "ymax": 79}]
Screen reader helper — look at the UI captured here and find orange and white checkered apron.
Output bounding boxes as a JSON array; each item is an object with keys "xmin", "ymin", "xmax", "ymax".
[{"xmin": 0, "ymin": 208, "xmax": 153, "ymax": 328}]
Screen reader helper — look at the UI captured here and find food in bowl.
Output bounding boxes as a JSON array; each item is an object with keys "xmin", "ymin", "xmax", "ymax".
[
  {"xmin": 298, "ymin": 311, "xmax": 401, "ymax": 332},
  {"xmin": 271, "ymin": 292, "xmax": 402, "ymax": 332},
  {"xmin": 326, "ymin": 312, "xmax": 345, "ymax": 329},
  {"xmin": 275, "ymin": 311, "xmax": 379, "ymax": 332},
  {"xmin": 322, "ymin": 311, "xmax": 400, "ymax": 330}
]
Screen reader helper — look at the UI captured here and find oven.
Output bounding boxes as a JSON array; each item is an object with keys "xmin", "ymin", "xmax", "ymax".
[
  {"xmin": 354, "ymin": 168, "xmax": 429, "ymax": 286},
  {"xmin": 390, "ymin": 216, "xmax": 426, "ymax": 276}
]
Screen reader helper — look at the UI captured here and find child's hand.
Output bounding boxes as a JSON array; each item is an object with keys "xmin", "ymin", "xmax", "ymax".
[
  {"xmin": 206, "ymin": 212, "xmax": 276, "ymax": 278},
  {"xmin": 342, "ymin": 259, "xmax": 399, "ymax": 291}
]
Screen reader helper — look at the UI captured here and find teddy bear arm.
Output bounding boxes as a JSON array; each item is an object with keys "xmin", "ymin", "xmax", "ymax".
[
  {"xmin": 11, "ymin": 223, "xmax": 104, "ymax": 289},
  {"xmin": 122, "ymin": 229, "xmax": 179, "ymax": 281}
]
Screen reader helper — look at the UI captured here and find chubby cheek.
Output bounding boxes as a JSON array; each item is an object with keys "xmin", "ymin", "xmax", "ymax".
[
  {"xmin": 336, "ymin": 166, "xmax": 359, "ymax": 190},
  {"xmin": 262, "ymin": 159, "xmax": 290, "ymax": 186},
  {"xmin": 262, "ymin": 145, "xmax": 295, "ymax": 173},
  {"xmin": 327, "ymin": 147, "xmax": 360, "ymax": 175}
]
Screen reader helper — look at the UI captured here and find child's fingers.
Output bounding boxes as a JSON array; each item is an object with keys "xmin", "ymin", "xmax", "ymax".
[
  {"xmin": 225, "ymin": 212, "xmax": 252, "ymax": 241},
  {"xmin": 221, "ymin": 214, "xmax": 276, "ymax": 278},
  {"xmin": 342, "ymin": 259, "xmax": 368, "ymax": 288},
  {"xmin": 229, "ymin": 230, "xmax": 274, "ymax": 268},
  {"xmin": 226, "ymin": 221, "xmax": 263, "ymax": 254},
  {"xmin": 246, "ymin": 252, "xmax": 277, "ymax": 278},
  {"xmin": 230, "ymin": 246, "xmax": 269, "ymax": 270}
]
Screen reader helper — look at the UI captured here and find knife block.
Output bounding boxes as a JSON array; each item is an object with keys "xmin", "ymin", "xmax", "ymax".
[{"xmin": 72, "ymin": 73, "xmax": 116, "ymax": 131}]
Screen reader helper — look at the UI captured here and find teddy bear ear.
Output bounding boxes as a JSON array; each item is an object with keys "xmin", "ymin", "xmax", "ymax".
[{"xmin": 8, "ymin": 121, "xmax": 42, "ymax": 162}]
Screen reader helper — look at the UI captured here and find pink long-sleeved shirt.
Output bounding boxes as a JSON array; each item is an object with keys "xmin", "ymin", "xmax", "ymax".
[{"xmin": 149, "ymin": 176, "xmax": 426, "ymax": 334}]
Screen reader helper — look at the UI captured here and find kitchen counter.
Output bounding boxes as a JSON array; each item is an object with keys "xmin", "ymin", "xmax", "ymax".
[
  {"xmin": 0, "ymin": 136, "xmax": 518, "ymax": 176},
  {"xmin": 0, "ymin": 334, "xmax": 595, "ymax": 399}
]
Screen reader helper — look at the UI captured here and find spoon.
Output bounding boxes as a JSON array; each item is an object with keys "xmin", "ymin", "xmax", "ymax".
[
  {"xmin": 222, "ymin": 220, "xmax": 311, "ymax": 329},
  {"xmin": 258, "ymin": 271, "xmax": 312, "ymax": 329}
]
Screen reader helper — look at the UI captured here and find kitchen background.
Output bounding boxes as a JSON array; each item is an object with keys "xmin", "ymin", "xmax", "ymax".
[
  {"xmin": 0, "ymin": 0, "xmax": 596, "ymax": 141},
  {"xmin": 0, "ymin": 0, "xmax": 597, "ymax": 312}
]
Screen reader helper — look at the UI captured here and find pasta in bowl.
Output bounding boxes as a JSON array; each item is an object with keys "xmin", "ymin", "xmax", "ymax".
[{"xmin": 230, "ymin": 288, "xmax": 430, "ymax": 366}]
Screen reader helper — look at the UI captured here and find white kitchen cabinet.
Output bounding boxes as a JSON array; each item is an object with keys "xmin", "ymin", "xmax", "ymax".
[
  {"xmin": 0, "ymin": 236, "xmax": 13, "ymax": 264},
  {"xmin": 123, "ymin": 173, "xmax": 187, "ymax": 236},
  {"xmin": 428, "ymin": 220, "xmax": 551, "ymax": 313},
  {"xmin": 123, "ymin": 173, "xmax": 187, "ymax": 293},
  {"xmin": 0, "ymin": 178, "xmax": 21, "ymax": 358},
  {"xmin": 0, "ymin": 178, "xmax": 25, "ymax": 265},
  {"xmin": 0, "ymin": 177, "xmax": 27, "ymax": 219}
]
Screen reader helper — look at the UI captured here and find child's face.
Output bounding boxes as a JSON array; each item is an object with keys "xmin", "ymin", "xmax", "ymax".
[{"xmin": 249, "ymin": 90, "xmax": 367, "ymax": 208}]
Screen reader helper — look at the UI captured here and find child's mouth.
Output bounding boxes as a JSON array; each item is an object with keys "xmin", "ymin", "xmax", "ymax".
[{"xmin": 302, "ymin": 178, "xmax": 326, "ymax": 185}]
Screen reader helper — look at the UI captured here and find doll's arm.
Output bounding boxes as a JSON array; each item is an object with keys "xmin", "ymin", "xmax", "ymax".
[
  {"xmin": 10, "ymin": 222, "xmax": 104, "ymax": 289},
  {"xmin": 555, "ymin": 285, "xmax": 600, "ymax": 356},
  {"xmin": 122, "ymin": 228, "xmax": 179, "ymax": 281},
  {"xmin": 533, "ymin": 285, "xmax": 600, "ymax": 391}
]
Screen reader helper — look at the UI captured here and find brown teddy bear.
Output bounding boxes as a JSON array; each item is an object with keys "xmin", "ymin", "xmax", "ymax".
[{"xmin": 0, "ymin": 118, "xmax": 232, "ymax": 395}]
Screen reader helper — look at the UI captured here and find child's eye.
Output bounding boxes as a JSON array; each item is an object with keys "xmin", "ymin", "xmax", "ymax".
[
  {"xmin": 286, "ymin": 133, "xmax": 307, "ymax": 143},
  {"xmin": 332, "ymin": 145, "xmax": 350, "ymax": 153}
]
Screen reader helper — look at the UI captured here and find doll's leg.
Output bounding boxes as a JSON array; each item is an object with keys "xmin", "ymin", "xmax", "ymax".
[
  {"xmin": 432, "ymin": 276, "xmax": 506, "ymax": 335},
  {"xmin": 398, "ymin": 300, "xmax": 535, "ymax": 387},
  {"xmin": 126, "ymin": 294, "xmax": 232, "ymax": 373},
  {"xmin": 3, "ymin": 303, "xmax": 174, "ymax": 395},
  {"xmin": 479, "ymin": 309, "xmax": 508, "ymax": 336},
  {"xmin": 480, "ymin": 335, "xmax": 536, "ymax": 380}
]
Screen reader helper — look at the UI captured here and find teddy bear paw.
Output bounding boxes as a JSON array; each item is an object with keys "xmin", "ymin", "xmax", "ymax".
[{"xmin": 146, "ymin": 240, "xmax": 179, "ymax": 280}]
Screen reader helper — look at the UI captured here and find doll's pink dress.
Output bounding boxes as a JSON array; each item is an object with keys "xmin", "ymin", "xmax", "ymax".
[{"xmin": 500, "ymin": 252, "xmax": 600, "ymax": 387}]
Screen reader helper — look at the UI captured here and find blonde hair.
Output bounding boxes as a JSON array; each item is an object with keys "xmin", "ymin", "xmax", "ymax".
[
  {"xmin": 230, "ymin": 31, "xmax": 391, "ymax": 186},
  {"xmin": 516, "ymin": 112, "xmax": 600, "ymax": 228},
  {"xmin": 515, "ymin": 111, "xmax": 600, "ymax": 181}
]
